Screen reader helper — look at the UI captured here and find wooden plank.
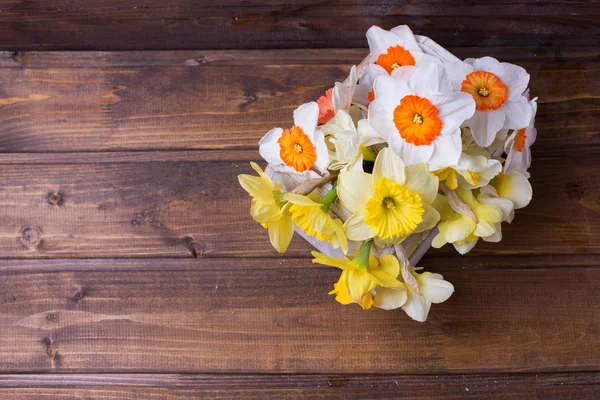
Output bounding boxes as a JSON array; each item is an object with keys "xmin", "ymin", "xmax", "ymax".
[
  {"xmin": 1, "ymin": 48, "xmax": 598, "ymax": 68},
  {"xmin": 0, "ymin": 259, "xmax": 598, "ymax": 373},
  {"xmin": 0, "ymin": 1, "xmax": 598, "ymax": 50},
  {"xmin": 0, "ymin": 49, "xmax": 598, "ymax": 152},
  {"xmin": 0, "ymin": 147, "xmax": 595, "ymax": 258},
  {"xmin": 0, "ymin": 372, "xmax": 599, "ymax": 399}
]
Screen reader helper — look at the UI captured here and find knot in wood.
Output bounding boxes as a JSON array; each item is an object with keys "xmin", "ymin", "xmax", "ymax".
[
  {"xmin": 47, "ymin": 192, "xmax": 63, "ymax": 206},
  {"xmin": 46, "ymin": 312, "xmax": 59, "ymax": 323},
  {"xmin": 21, "ymin": 226, "xmax": 42, "ymax": 248}
]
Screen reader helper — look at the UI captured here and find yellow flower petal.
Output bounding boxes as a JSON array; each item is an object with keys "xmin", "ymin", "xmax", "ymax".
[
  {"xmin": 372, "ymin": 147, "xmax": 406, "ymax": 186},
  {"xmin": 311, "ymin": 251, "xmax": 349, "ymax": 269},
  {"xmin": 238, "ymin": 174, "xmax": 275, "ymax": 204},
  {"xmin": 250, "ymin": 201, "xmax": 282, "ymax": 223},
  {"xmin": 284, "ymin": 192, "xmax": 320, "ymax": 207},
  {"xmin": 267, "ymin": 204, "xmax": 294, "ymax": 253},
  {"xmin": 438, "ymin": 215, "xmax": 476, "ymax": 243},
  {"xmin": 343, "ymin": 268, "xmax": 376, "ymax": 303},
  {"xmin": 338, "ymin": 171, "xmax": 374, "ymax": 213},
  {"xmin": 404, "ymin": 163, "xmax": 439, "ymax": 203},
  {"xmin": 344, "ymin": 210, "xmax": 375, "ymax": 241}
]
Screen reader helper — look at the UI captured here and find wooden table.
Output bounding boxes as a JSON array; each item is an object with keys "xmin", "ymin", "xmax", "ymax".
[{"xmin": 0, "ymin": 2, "xmax": 598, "ymax": 399}]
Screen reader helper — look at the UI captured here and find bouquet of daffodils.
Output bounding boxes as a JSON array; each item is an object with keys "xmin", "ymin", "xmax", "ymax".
[{"xmin": 238, "ymin": 25, "xmax": 536, "ymax": 321}]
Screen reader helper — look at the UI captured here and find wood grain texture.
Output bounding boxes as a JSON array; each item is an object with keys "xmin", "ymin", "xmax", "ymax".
[
  {"xmin": 0, "ymin": 49, "xmax": 597, "ymax": 152},
  {"xmin": 0, "ymin": 1, "xmax": 598, "ymax": 50},
  {"xmin": 0, "ymin": 259, "xmax": 599, "ymax": 374},
  {"xmin": 0, "ymin": 146, "xmax": 595, "ymax": 258},
  {"xmin": 1, "ymin": 373, "xmax": 599, "ymax": 399}
]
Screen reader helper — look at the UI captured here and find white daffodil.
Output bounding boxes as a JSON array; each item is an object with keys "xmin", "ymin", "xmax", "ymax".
[
  {"xmin": 353, "ymin": 64, "xmax": 388, "ymax": 108},
  {"xmin": 445, "ymin": 56, "xmax": 531, "ymax": 148},
  {"xmin": 321, "ymin": 110, "xmax": 384, "ymax": 170},
  {"xmin": 374, "ymin": 249, "xmax": 454, "ymax": 322},
  {"xmin": 491, "ymin": 170, "xmax": 533, "ymax": 210},
  {"xmin": 337, "ymin": 148, "xmax": 440, "ymax": 244},
  {"xmin": 259, "ymin": 102, "xmax": 329, "ymax": 174},
  {"xmin": 366, "ymin": 25, "xmax": 440, "ymax": 76},
  {"xmin": 316, "ymin": 66, "xmax": 359, "ymax": 125},
  {"xmin": 368, "ymin": 63, "xmax": 476, "ymax": 168},
  {"xmin": 504, "ymin": 97, "xmax": 537, "ymax": 173}
]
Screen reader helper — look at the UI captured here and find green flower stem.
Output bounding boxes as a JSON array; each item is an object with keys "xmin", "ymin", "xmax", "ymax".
[
  {"xmin": 352, "ymin": 240, "xmax": 373, "ymax": 270},
  {"xmin": 320, "ymin": 181, "xmax": 338, "ymax": 212}
]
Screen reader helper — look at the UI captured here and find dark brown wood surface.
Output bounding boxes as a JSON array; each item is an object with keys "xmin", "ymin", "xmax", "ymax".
[
  {"xmin": 0, "ymin": 3, "xmax": 599, "ymax": 397},
  {"xmin": 0, "ymin": 1, "xmax": 599, "ymax": 50}
]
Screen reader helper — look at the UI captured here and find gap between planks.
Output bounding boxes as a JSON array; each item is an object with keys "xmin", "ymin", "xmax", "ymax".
[{"xmin": 0, "ymin": 254, "xmax": 596, "ymax": 273}]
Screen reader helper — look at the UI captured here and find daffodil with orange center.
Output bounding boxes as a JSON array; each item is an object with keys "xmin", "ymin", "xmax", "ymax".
[
  {"xmin": 259, "ymin": 102, "xmax": 330, "ymax": 174},
  {"xmin": 444, "ymin": 56, "xmax": 532, "ymax": 147},
  {"xmin": 368, "ymin": 63, "xmax": 475, "ymax": 169},
  {"xmin": 504, "ymin": 96, "xmax": 537, "ymax": 173},
  {"xmin": 316, "ymin": 65, "xmax": 359, "ymax": 124},
  {"xmin": 366, "ymin": 25, "xmax": 440, "ymax": 75},
  {"xmin": 353, "ymin": 64, "xmax": 387, "ymax": 109}
]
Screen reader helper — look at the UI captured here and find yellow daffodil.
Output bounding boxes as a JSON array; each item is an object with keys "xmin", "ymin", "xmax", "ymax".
[
  {"xmin": 432, "ymin": 186, "xmax": 504, "ymax": 254},
  {"xmin": 312, "ymin": 241, "xmax": 405, "ymax": 309},
  {"xmin": 284, "ymin": 187, "xmax": 348, "ymax": 254},
  {"xmin": 434, "ymin": 152, "xmax": 501, "ymax": 190},
  {"xmin": 238, "ymin": 162, "xmax": 294, "ymax": 253},
  {"xmin": 337, "ymin": 148, "xmax": 440, "ymax": 244},
  {"xmin": 373, "ymin": 249, "xmax": 454, "ymax": 321}
]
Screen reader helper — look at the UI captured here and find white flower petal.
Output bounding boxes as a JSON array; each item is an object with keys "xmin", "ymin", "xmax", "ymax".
[
  {"xmin": 468, "ymin": 110, "xmax": 506, "ymax": 147},
  {"xmin": 374, "ymin": 286, "xmax": 408, "ymax": 310},
  {"xmin": 389, "ymin": 25, "xmax": 420, "ymax": 50},
  {"xmin": 338, "ymin": 171, "xmax": 374, "ymax": 213},
  {"xmin": 293, "ymin": 102, "xmax": 319, "ymax": 139},
  {"xmin": 417, "ymin": 272, "xmax": 454, "ymax": 304},
  {"xmin": 258, "ymin": 127, "xmax": 284, "ymax": 165},
  {"xmin": 428, "ymin": 130, "xmax": 462, "ymax": 170},
  {"xmin": 429, "ymin": 92, "xmax": 475, "ymax": 136},
  {"xmin": 494, "ymin": 170, "xmax": 532, "ymax": 209},
  {"xmin": 409, "ymin": 62, "xmax": 452, "ymax": 96},
  {"xmin": 366, "ymin": 25, "xmax": 403, "ymax": 58},
  {"xmin": 401, "ymin": 290, "xmax": 431, "ymax": 322},
  {"xmin": 453, "ymin": 238, "xmax": 478, "ymax": 255},
  {"xmin": 333, "ymin": 65, "xmax": 358, "ymax": 112},
  {"xmin": 373, "ymin": 75, "xmax": 413, "ymax": 114},
  {"xmin": 391, "ymin": 65, "xmax": 416, "ymax": 80},
  {"xmin": 373, "ymin": 147, "xmax": 406, "ymax": 185},
  {"xmin": 312, "ymin": 129, "xmax": 330, "ymax": 172},
  {"xmin": 367, "ymin": 98, "xmax": 398, "ymax": 143},
  {"xmin": 444, "ymin": 61, "xmax": 474, "ymax": 92},
  {"xmin": 501, "ymin": 96, "xmax": 532, "ymax": 130},
  {"xmin": 504, "ymin": 145, "xmax": 531, "ymax": 174},
  {"xmin": 464, "ymin": 56, "xmax": 501, "ymax": 73},
  {"xmin": 497, "ymin": 62, "xmax": 530, "ymax": 102},
  {"xmin": 396, "ymin": 138, "xmax": 435, "ymax": 166},
  {"xmin": 358, "ymin": 119, "xmax": 385, "ymax": 147}
]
